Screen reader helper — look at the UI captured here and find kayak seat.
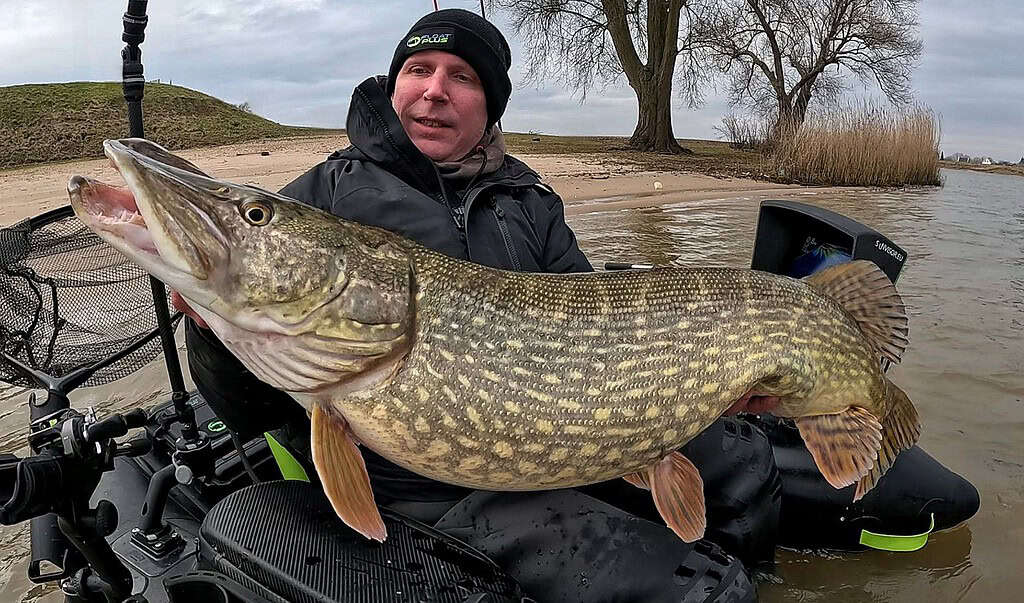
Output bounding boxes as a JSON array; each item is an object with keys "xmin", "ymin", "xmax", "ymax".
[{"xmin": 198, "ymin": 480, "xmax": 528, "ymax": 603}]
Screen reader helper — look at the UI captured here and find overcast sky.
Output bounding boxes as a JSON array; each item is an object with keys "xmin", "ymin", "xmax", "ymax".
[{"xmin": 1, "ymin": 0, "xmax": 1021, "ymax": 161}]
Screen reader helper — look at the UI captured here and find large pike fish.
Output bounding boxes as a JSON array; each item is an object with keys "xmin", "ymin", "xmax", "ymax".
[{"xmin": 69, "ymin": 139, "xmax": 920, "ymax": 543}]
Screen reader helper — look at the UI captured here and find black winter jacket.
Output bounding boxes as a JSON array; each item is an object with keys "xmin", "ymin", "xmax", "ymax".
[
  {"xmin": 186, "ymin": 76, "xmax": 591, "ymax": 504},
  {"xmin": 280, "ymin": 76, "xmax": 591, "ymax": 273}
]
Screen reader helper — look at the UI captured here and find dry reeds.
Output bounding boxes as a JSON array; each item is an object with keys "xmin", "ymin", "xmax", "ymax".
[{"xmin": 766, "ymin": 102, "xmax": 941, "ymax": 186}]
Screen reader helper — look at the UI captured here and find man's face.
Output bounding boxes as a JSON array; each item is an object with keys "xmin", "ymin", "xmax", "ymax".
[{"xmin": 392, "ymin": 50, "xmax": 488, "ymax": 162}]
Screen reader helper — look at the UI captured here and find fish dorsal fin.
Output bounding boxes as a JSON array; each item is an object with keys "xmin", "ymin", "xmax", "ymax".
[
  {"xmin": 854, "ymin": 379, "xmax": 921, "ymax": 500},
  {"xmin": 804, "ymin": 260, "xmax": 909, "ymax": 364},
  {"xmin": 796, "ymin": 406, "xmax": 882, "ymax": 490},
  {"xmin": 311, "ymin": 404, "xmax": 387, "ymax": 541},
  {"xmin": 648, "ymin": 452, "xmax": 706, "ymax": 542}
]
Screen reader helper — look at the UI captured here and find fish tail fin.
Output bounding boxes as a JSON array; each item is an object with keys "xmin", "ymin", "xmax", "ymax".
[
  {"xmin": 854, "ymin": 379, "xmax": 921, "ymax": 500},
  {"xmin": 803, "ymin": 260, "xmax": 908, "ymax": 364}
]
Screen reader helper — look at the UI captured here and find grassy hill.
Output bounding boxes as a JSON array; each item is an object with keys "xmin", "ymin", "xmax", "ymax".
[{"xmin": 0, "ymin": 81, "xmax": 342, "ymax": 169}]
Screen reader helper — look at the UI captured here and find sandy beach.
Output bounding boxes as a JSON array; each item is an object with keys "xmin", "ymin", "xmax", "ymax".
[{"xmin": 0, "ymin": 135, "xmax": 811, "ymax": 226}]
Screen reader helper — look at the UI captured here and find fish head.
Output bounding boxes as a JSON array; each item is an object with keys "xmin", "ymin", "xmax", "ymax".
[{"xmin": 70, "ymin": 139, "xmax": 415, "ymax": 394}]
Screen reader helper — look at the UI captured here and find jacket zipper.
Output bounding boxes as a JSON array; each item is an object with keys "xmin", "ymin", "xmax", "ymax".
[
  {"xmin": 491, "ymin": 199, "xmax": 522, "ymax": 271},
  {"xmin": 429, "ymin": 164, "xmax": 467, "ymax": 233}
]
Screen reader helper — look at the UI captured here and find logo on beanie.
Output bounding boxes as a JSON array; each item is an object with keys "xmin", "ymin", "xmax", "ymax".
[{"xmin": 406, "ymin": 32, "xmax": 452, "ymax": 48}]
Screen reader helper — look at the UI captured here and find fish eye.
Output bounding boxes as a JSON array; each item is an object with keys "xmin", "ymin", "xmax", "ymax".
[{"xmin": 241, "ymin": 201, "xmax": 273, "ymax": 226}]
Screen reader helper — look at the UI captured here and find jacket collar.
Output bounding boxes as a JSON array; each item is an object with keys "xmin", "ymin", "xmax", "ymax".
[{"xmin": 341, "ymin": 76, "xmax": 438, "ymax": 192}]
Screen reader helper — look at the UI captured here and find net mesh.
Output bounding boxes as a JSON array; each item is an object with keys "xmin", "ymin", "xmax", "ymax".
[{"xmin": 0, "ymin": 206, "xmax": 178, "ymax": 388}]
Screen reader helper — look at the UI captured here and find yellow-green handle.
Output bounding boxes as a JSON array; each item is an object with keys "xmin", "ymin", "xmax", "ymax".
[
  {"xmin": 264, "ymin": 432, "xmax": 310, "ymax": 482},
  {"xmin": 859, "ymin": 513, "xmax": 934, "ymax": 552}
]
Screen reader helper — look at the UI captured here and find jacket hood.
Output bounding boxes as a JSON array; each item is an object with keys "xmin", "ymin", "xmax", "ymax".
[{"xmin": 334, "ymin": 76, "xmax": 540, "ymax": 193}]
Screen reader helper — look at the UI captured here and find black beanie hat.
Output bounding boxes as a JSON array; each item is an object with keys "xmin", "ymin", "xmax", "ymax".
[{"xmin": 386, "ymin": 9, "xmax": 512, "ymax": 127}]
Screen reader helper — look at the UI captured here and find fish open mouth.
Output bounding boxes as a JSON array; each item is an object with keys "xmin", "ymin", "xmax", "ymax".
[
  {"xmin": 68, "ymin": 139, "xmax": 220, "ymax": 290},
  {"xmin": 68, "ymin": 173, "xmax": 158, "ymax": 256}
]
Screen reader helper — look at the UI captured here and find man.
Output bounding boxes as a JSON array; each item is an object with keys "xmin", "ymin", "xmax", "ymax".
[{"xmin": 181, "ymin": 9, "xmax": 769, "ymax": 600}]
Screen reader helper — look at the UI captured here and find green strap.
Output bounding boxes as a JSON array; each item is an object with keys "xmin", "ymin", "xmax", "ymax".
[
  {"xmin": 859, "ymin": 513, "xmax": 934, "ymax": 552},
  {"xmin": 264, "ymin": 432, "xmax": 310, "ymax": 482}
]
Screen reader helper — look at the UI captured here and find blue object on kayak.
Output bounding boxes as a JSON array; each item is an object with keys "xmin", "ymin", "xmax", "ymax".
[{"xmin": 787, "ymin": 241, "xmax": 853, "ymax": 278}]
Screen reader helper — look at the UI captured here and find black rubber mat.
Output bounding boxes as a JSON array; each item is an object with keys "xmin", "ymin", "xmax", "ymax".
[{"xmin": 200, "ymin": 481, "xmax": 526, "ymax": 602}]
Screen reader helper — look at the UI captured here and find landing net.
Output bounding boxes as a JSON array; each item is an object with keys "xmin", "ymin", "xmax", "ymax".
[{"xmin": 0, "ymin": 206, "xmax": 177, "ymax": 388}]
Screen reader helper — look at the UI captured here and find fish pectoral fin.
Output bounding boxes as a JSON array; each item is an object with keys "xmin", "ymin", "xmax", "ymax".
[
  {"xmin": 311, "ymin": 404, "xmax": 387, "ymax": 542},
  {"xmin": 796, "ymin": 406, "xmax": 883, "ymax": 491},
  {"xmin": 623, "ymin": 471, "xmax": 650, "ymax": 490},
  {"xmin": 648, "ymin": 451, "xmax": 706, "ymax": 542},
  {"xmin": 855, "ymin": 380, "xmax": 921, "ymax": 501}
]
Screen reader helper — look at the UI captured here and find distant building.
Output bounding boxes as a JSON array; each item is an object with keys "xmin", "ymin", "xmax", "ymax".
[{"xmin": 981, "ymin": 157, "xmax": 993, "ymax": 165}]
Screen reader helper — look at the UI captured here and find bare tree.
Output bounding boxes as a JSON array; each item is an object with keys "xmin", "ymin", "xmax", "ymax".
[
  {"xmin": 696, "ymin": 0, "xmax": 923, "ymax": 130},
  {"xmin": 492, "ymin": 0, "xmax": 707, "ymax": 153}
]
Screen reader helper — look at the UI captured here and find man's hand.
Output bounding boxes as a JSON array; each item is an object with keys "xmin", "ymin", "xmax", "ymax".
[{"xmin": 171, "ymin": 291, "xmax": 209, "ymax": 328}]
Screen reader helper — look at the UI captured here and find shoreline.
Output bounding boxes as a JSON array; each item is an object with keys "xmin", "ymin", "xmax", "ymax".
[
  {"xmin": 2, "ymin": 134, "xmax": 815, "ymax": 227},
  {"xmin": 938, "ymin": 160, "xmax": 1024, "ymax": 178}
]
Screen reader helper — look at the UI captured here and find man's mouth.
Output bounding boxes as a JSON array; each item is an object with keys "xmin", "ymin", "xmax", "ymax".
[{"xmin": 414, "ymin": 117, "xmax": 451, "ymax": 129}]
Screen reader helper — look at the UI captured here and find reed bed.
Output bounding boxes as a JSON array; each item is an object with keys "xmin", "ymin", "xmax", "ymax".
[{"xmin": 766, "ymin": 102, "xmax": 941, "ymax": 186}]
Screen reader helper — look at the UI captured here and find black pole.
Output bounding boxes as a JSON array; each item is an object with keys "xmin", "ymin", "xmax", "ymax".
[
  {"xmin": 57, "ymin": 515, "xmax": 134, "ymax": 602},
  {"xmin": 121, "ymin": 1, "xmax": 148, "ymax": 139},
  {"xmin": 120, "ymin": 1, "xmax": 188, "ymax": 401}
]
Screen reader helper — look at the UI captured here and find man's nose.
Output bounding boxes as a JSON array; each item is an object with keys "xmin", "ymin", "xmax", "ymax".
[{"xmin": 422, "ymin": 73, "xmax": 449, "ymax": 102}]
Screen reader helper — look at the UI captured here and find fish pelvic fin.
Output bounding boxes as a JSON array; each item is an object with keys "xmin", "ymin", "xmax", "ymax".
[
  {"xmin": 803, "ymin": 260, "xmax": 908, "ymax": 364},
  {"xmin": 311, "ymin": 404, "xmax": 387, "ymax": 541},
  {"xmin": 648, "ymin": 452, "xmax": 706, "ymax": 542},
  {"xmin": 796, "ymin": 406, "xmax": 882, "ymax": 491},
  {"xmin": 854, "ymin": 380, "xmax": 921, "ymax": 501},
  {"xmin": 623, "ymin": 471, "xmax": 650, "ymax": 490}
]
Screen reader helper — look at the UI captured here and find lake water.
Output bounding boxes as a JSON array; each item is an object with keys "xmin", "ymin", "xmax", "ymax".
[{"xmin": 1, "ymin": 168, "xmax": 1021, "ymax": 601}]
